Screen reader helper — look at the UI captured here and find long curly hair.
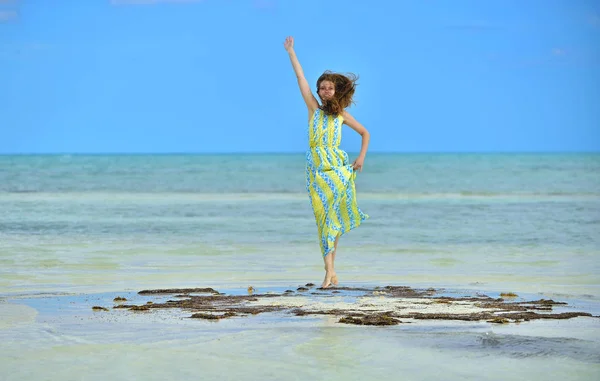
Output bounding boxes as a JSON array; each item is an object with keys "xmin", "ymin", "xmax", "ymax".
[{"xmin": 316, "ymin": 71, "xmax": 358, "ymax": 116}]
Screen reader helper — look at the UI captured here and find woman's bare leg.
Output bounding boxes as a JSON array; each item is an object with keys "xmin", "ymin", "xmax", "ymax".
[
  {"xmin": 331, "ymin": 235, "xmax": 340, "ymax": 285},
  {"xmin": 322, "ymin": 235, "xmax": 341, "ymax": 288},
  {"xmin": 321, "ymin": 252, "xmax": 335, "ymax": 288}
]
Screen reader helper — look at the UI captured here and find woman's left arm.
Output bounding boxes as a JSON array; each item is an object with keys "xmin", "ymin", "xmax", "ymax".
[{"xmin": 342, "ymin": 110, "xmax": 370, "ymax": 172}]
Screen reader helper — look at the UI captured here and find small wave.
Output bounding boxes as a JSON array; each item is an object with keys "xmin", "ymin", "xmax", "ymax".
[
  {"xmin": 3, "ymin": 190, "xmax": 39, "ymax": 194},
  {"xmin": 474, "ymin": 332, "xmax": 600, "ymax": 363},
  {"xmin": 362, "ymin": 192, "xmax": 600, "ymax": 201}
]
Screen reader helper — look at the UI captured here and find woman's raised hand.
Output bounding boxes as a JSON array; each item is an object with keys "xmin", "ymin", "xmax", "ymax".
[{"xmin": 283, "ymin": 36, "xmax": 294, "ymax": 52}]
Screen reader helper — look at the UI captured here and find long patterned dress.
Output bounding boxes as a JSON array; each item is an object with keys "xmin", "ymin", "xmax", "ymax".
[{"xmin": 305, "ymin": 108, "xmax": 369, "ymax": 257}]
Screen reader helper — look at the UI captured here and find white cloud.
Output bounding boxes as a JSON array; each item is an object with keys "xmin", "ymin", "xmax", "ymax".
[
  {"xmin": 0, "ymin": 10, "xmax": 17, "ymax": 22},
  {"xmin": 110, "ymin": 0, "xmax": 204, "ymax": 4},
  {"xmin": 552, "ymin": 48, "xmax": 566, "ymax": 56}
]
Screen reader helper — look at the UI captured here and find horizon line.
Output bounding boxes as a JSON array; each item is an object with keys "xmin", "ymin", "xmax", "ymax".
[{"xmin": 1, "ymin": 150, "xmax": 599, "ymax": 156}]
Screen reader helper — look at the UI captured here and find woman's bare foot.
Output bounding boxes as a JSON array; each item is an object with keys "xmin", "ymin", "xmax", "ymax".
[
  {"xmin": 331, "ymin": 274, "xmax": 339, "ymax": 286},
  {"xmin": 321, "ymin": 271, "xmax": 336, "ymax": 288},
  {"xmin": 322, "ymin": 252, "xmax": 335, "ymax": 288}
]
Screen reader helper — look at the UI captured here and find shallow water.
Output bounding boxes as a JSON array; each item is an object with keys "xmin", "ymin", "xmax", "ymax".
[{"xmin": 1, "ymin": 288, "xmax": 599, "ymax": 381}]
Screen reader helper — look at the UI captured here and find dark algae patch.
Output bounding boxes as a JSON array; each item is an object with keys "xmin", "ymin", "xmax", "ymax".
[
  {"xmin": 339, "ymin": 313, "xmax": 402, "ymax": 326},
  {"xmin": 109, "ymin": 285, "xmax": 597, "ymax": 325},
  {"xmin": 190, "ymin": 312, "xmax": 237, "ymax": 320},
  {"xmin": 138, "ymin": 288, "xmax": 220, "ymax": 295}
]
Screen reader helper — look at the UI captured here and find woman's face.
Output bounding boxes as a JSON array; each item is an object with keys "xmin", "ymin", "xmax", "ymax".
[{"xmin": 318, "ymin": 80, "xmax": 335, "ymax": 101}]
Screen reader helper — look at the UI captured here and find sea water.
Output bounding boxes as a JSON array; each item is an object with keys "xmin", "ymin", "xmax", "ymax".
[{"xmin": 1, "ymin": 153, "xmax": 599, "ymax": 380}]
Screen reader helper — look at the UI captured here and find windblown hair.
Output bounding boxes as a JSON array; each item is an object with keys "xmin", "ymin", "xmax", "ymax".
[{"xmin": 316, "ymin": 70, "xmax": 358, "ymax": 116}]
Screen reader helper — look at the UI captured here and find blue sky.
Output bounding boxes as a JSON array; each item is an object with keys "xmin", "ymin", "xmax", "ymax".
[{"xmin": 1, "ymin": 0, "xmax": 598, "ymax": 153}]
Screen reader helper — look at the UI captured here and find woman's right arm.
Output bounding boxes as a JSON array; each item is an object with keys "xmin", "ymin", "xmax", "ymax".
[{"xmin": 284, "ymin": 36, "xmax": 319, "ymax": 115}]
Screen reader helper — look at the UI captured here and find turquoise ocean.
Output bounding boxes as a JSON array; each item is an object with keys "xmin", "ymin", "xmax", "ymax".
[{"xmin": 1, "ymin": 153, "xmax": 599, "ymax": 380}]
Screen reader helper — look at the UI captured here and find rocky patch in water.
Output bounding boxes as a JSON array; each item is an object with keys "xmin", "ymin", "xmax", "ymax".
[{"xmin": 107, "ymin": 284, "xmax": 596, "ymax": 326}]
